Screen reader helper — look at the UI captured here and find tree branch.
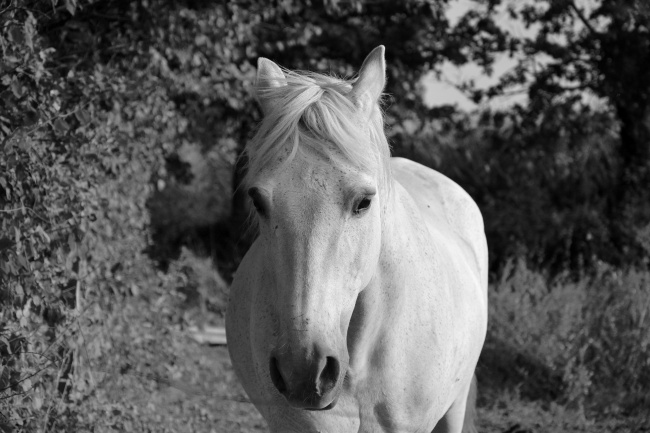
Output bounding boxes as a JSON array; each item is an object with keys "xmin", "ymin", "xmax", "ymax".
[
  {"xmin": 554, "ymin": 82, "xmax": 594, "ymax": 92},
  {"xmin": 0, "ymin": 0, "xmax": 16, "ymax": 16},
  {"xmin": 0, "ymin": 362, "xmax": 53, "ymax": 395},
  {"xmin": 569, "ymin": 1, "xmax": 599, "ymax": 36}
]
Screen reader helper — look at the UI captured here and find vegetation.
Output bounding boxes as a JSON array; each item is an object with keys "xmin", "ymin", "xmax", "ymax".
[
  {"xmin": 482, "ymin": 262, "xmax": 650, "ymax": 421},
  {"xmin": 1, "ymin": 0, "xmax": 648, "ymax": 431},
  {"xmin": 457, "ymin": 0, "xmax": 650, "ymax": 272}
]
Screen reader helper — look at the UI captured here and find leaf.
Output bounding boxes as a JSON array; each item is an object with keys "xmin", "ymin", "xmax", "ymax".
[
  {"xmin": 38, "ymin": 48, "xmax": 56, "ymax": 63},
  {"xmin": 17, "ymin": 254, "xmax": 30, "ymax": 271},
  {"xmin": 2, "ymin": 261, "xmax": 15, "ymax": 277},
  {"xmin": 65, "ymin": 0, "xmax": 77, "ymax": 15},
  {"xmin": 74, "ymin": 107, "xmax": 91, "ymax": 124},
  {"xmin": 0, "ymin": 365, "xmax": 9, "ymax": 391},
  {"xmin": 2, "ymin": 56, "xmax": 18, "ymax": 68},
  {"xmin": 0, "ymin": 336, "xmax": 10, "ymax": 352},
  {"xmin": 10, "ymin": 79, "xmax": 24, "ymax": 98},
  {"xmin": 18, "ymin": 135, "xmax": 33, "ymax": 152},
  {"xmin": 53, "ymin": 118, "xmax": 70, "ymax": 133},
  {"xmin": 68, "ymin": 231, "xmax": 77, "ymax": 251},
  {"xmin": 0, "ymin": 237, "xmax": 13, "ymax": 251},
  {"xmin": 21, "ymin": 377, "xmax": 32, "ymax": 392},
  {"xmin": 15, "ymin": 283, "xmax": 24, "ymax": 301},
  {"xmin": 35, "ymin": 225, "xmax": 50, "ymax": 244},
  {"xmin": 24, "ymin": 13, "xmax": 37, "ymax": 52},
  {"xmin": 32, "ymin": 394, "xmax": 43, "ymax": 410},
  {"xmin": 9, "ymin": 27, "xmax": 24, "ymax": 45}
]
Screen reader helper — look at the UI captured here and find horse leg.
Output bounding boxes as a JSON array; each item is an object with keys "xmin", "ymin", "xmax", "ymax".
[{"xmin": 432, "ymin": 374, "xmax": 478, "ymax": 433}]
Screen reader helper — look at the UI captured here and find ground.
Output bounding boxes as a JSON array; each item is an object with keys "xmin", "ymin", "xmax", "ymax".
[
  {"xmin": 82, "ymin": 335, "xmax": 647, "ymax": 433},
  {"xmin": 62, "ymin": 262, "xmax": 648, "ymax": 433}
]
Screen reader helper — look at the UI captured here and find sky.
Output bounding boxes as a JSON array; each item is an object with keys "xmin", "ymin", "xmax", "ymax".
[
  {"xmin": 422, "ymin": 0, "xmax": 537, "ymax": 111},
  {"xmin": 422, "ymin": 0, "xmax": 602, "ymax": 111}
]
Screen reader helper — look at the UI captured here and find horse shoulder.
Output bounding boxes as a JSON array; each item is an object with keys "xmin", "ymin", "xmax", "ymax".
[{"xmin": 390, "ymin": 157, "xmax": 488, "ymax": 289}]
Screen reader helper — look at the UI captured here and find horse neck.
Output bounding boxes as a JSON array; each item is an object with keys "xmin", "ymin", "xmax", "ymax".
[{"xmin": 347, "ymin": 178, "xmax": 414, "ymax": 366}]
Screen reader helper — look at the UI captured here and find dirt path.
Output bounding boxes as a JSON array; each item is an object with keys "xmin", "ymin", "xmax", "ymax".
[
  {"xmin": 157, "ymin": 344, "xmax": 269, "ymax": 433},
  {"xmin": 85, "ymin": 328, "xmax": 646, "ymax": 433}
]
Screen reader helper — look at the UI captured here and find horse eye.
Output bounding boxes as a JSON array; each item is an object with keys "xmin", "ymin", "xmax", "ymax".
[
  {"xmin": 353, "ymin": 197, "xmax": 372, "ymax": 215},
  {"xmin": 248, "ymin": 187, "xmax": 267, "ymax": 217}
]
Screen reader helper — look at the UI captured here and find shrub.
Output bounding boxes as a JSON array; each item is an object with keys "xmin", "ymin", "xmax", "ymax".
[
  {"xmin": 481, "ymin": 260, "xmax": 650, "ymax": 417},
  {"xmin": 391, "ymin": 101, "xmax": 650, "ymax": 275}
]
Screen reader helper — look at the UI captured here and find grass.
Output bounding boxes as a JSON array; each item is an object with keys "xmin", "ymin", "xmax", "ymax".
[
  {"xmin": 478, "ymin": 260, "xmax": 650, "ymax": 431},
  {"xmin": 53, "ymin": 255, "xmax": 647, "ymax": 432}
]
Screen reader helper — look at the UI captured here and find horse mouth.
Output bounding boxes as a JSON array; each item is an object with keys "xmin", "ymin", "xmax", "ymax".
[
  {"xmin": 304, "ymin": 397, "xmax": 338, "ymax": 411},
  {"xmin": 288, "ymin": 388, "xmax": 340, "ymax": 411}
]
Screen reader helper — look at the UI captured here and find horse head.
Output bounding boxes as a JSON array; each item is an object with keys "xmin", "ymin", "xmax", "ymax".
[{"xmin": 243, "ymin": 47, "xmax": 390, "ymax": 410}]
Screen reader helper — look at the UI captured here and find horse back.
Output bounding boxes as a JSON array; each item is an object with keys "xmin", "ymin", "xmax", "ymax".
[{"xmin": 390, "ymin": 157, "xmax": 488, "ymax": 290}]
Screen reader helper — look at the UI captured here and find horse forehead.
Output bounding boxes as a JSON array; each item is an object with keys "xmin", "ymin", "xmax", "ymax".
[
  {"xmin": 275, "ymin": 152, "xmax": 358, "ymax": 197},
  {"xmin": 272, "ymin": 171, "xmax": 344, "ymax": 221},
  {"xmin": 265, "ymin": 164, "xmax": 358, "ymax": 233}
]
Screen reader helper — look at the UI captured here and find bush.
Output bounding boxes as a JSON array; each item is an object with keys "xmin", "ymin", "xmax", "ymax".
[
  {"xmin": 391, "ymin": 100, "xmax": 650, "ymax": 275},
  {"xmin": 480, "ymin": 260, "xmax": 650, "ymax": 417},
  {"xmin": 1, "ymin": 1, "xmax": 213, "ymax": 429}
]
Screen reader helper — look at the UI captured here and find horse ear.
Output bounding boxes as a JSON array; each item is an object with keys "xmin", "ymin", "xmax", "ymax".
[
  {"xmin": 350, "ymin": 46, "xmax": 386, "ymax": 114},
  {"xmin": 256, "ymin": 57, "xmax": 286, "ymax": 114}
]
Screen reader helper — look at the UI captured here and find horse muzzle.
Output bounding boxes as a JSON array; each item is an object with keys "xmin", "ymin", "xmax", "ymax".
[{"xmin": 269, "ymin": 342, "xmax": 346, "ymax": 410}]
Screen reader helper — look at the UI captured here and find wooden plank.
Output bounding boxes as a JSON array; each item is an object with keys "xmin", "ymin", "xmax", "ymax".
[{"xmin": 187, "ymin": 325, "xmax": 227, "ymax": 346}]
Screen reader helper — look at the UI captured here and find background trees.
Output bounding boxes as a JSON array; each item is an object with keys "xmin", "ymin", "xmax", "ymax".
[{"xmin": 450, "ymin": 0, "xmax": 650, "ymax": 271}]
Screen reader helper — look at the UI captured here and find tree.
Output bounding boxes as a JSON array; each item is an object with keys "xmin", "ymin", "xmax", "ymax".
[
  {"xmin": 453, "ymin": 0, "xmax": 650, "ymax": 269},
  {"xmin": 462, "ymin": 0, "xmax": 650, "ymax": 166}
]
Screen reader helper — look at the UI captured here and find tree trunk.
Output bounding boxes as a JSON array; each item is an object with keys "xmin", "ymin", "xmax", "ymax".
[{"xmin": 607, "ymin": 103, "xmax": 650, "ymax": 265}]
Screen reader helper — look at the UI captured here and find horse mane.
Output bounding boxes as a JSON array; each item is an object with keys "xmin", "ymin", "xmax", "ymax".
[{"xmin": 242, "ymin": 67, "xmax": 391, "ymax": 189}]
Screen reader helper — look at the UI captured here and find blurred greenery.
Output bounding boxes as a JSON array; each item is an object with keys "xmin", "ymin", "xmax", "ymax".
[
  {"xmin": 1, "ymin": 0, "xmax": 649, "ymax": 431},
  {"xmin": 454, "ymin": 0, "xmax": 650, "ymax": 273}
]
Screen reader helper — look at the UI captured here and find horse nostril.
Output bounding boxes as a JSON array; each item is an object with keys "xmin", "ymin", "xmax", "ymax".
[
  {"xmin": 318, "ymin": 356, "xmax": 340, "ymax": 394},
  {"xmin": 269, "ymin": 356, "xmax": 287, "ymax": 394}
]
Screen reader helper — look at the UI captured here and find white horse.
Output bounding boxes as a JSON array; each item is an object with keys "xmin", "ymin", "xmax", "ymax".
[{"xmin": 227, "ymin": 46, "xmax": 488, "ymax": 433}]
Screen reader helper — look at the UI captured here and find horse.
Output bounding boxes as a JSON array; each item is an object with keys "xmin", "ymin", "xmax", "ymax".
[{"xmin": 226, "ymin": 46, "xmax": 488, "ymax": 433}]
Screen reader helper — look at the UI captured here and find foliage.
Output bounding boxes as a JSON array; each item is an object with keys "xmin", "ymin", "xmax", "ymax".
[
  {"xmin": 1, "ymin": 0, "xmax": 192, "ymax": 429},
  {"xmin": 1, "ymin": 1, "xmax": 92, "ymax": 429},
  {"xmin": 454, "ymin": 0, "xmax": 650, "ymax": 270},
  {"xmin": 481, "ymin": 260, "xmax": 650, "ymax": 418},
  {"xmin": 394, "ymin": 99, "xmax": 637, "ymax": 273}
]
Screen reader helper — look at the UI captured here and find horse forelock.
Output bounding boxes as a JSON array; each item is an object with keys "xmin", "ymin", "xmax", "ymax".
[{"xmin": 243, "ymin": 68, "xmax": 391, "ymax": 191}]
